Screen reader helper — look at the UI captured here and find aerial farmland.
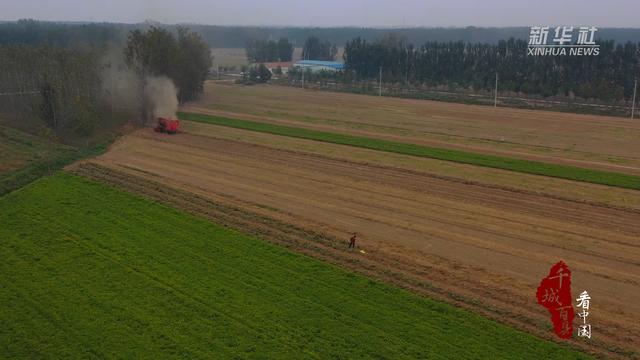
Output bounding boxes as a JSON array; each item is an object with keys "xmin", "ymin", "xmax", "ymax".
[
  {"xmin": 2, "ymin": 5, "xmax": 640, "ymax": 359},
  {"xmin": 57, "ymin": 81, "xmax": 638, "ymax": 358}
]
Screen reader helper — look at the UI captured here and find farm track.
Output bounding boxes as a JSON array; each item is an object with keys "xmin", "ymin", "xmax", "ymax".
[{"xmin": 70, "ymin": 128, "xmax": 640, "ymax": 358}]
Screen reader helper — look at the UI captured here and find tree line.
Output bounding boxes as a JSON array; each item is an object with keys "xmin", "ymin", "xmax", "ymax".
[
  {"xmin": 301, "ymin": 37, "xmax": 337, "ymax": 61},
  {"xmin": 245, "ymin": 36, "xmax": 338, "ymax": 63},
  {"xmin": 245, "ymin": 38, "xmax": 293, "ymax": 62},
  {"xmin": 125, "ymin": 26, "xmax": 212, "ymax": 103},
  {"xmin": 0, "ymin": 26, "xmax": 211, "ymax": 142},
  {"xmin": 5, "ymin": 20, "xmax": 640, "ymax": 49},
  {"xmin": 343, "ymin": 36, "xmax": 640, "ymax": 101},
  {"xmin": 0, "ymin": 45, "xmax": 104, "ymax": 139}
]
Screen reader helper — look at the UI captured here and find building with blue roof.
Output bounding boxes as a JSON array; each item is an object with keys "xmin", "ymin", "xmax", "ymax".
[{"xmin": 294, "ymin": 60, "xmax": 345, "ymax": 72}]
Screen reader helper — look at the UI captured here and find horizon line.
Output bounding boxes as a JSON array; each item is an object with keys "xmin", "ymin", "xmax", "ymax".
[{"xmin": 2, "ymin": 19, "xmax": 640, "ymax": 30}]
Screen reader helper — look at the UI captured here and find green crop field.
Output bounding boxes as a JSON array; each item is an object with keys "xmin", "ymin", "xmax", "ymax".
[
  {"xmin": 179, "ymin": 111, "xmax": 640, "ymax": 190},
  {"xmin": 0, "ymin": 173, "xmax": 591, "ymax": 359}
]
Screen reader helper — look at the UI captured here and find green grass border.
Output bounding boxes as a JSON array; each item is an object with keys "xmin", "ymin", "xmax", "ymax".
[
  {"xmin": 0, "ymin": 141, "xmax": 110, "ymax": 197},
  {"xmin": 179, "ymin": 111, "xmax": 640, "ymax": 190}
]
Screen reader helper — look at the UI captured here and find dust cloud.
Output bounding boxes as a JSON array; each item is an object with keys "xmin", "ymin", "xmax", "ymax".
[
  {"xmin": 101, "ymin": 49, "xmax": 179, "ymax": 124},
  {"xmin": 144, "ymin": 76, "xmax": 178, "ymax": 119}
]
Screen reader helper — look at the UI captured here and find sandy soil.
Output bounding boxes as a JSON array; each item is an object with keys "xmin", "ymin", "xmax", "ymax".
[
  {"xmin": 72, "ymin": 127, "xmax": 640, "ymax": 358},
  {"xmin": 183, "ymin": 82, "xmax": 640, "ymax": 175}
]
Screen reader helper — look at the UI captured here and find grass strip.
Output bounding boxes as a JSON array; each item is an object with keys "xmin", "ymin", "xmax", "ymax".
[
  {"xmin": 0, "ymin": 143, "xmax": 108, "ymax": 197},
  {"xmin": 0, "ymin": 125, "xmax": 112, "ymax": 197}
]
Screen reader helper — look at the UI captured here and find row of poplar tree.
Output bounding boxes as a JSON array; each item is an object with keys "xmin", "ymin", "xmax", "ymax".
[
  {"xmin": 245, "ymin": 36, "xmax": 337, "ymax": 63},
  {"xmin": 343, "ymin": 36, "xmax": 640, "ymax": 101}
]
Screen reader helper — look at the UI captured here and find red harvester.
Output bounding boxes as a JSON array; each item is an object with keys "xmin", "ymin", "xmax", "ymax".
[{"xmin": 154, "ymin": 117, "xmax": 180, "ymax": 134}]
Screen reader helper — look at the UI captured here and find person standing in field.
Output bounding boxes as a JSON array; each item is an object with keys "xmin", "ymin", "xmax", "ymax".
[{"xmin": 349, "ymin": 233, "xmax": 357, "ymax": 249}]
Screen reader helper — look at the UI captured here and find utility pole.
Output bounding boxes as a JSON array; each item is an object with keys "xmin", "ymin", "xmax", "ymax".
[
  {"xmin": 216, "ymin": 63, "xmax": 220, "ymax": 80},
  {"xmin": 494, "ymin": 72, "xmax": 499, "ymax": 107},
  {"xmin": 379, "ymin": 66, "xmax": 383, "ymax": 96},
  {"xmin": 632, "ymin": 79, "xmax": 637, "ymax": 119},
  {"xmin": 301, "ymin": 48, "xmax": 308, "ymax": 89},
  {"xmin": 110, "ymin": 61, "xmax": 114, "ymax": 122},
  {"xmin": 405, "ymin": 47, "xmax": 409, "ymax": 84}
]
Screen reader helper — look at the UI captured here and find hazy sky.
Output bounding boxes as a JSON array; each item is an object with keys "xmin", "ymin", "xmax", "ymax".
[{"xmin": 1, "ymin": 0, "xmax": 639, "ymax": 27}]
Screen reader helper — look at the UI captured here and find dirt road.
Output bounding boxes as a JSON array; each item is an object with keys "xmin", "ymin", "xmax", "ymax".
[{"xmin": 73, "ymin": 127, "xmax": 640, "ymax": 357}]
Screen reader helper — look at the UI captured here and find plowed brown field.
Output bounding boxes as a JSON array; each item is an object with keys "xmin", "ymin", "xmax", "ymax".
[
  {"xmin": 71, "ymin": 122, "xmax": 640, "ymax": 358},
  {"xmin": 184, "ymin": 82, "xmax": 640, "ymax": 175}
]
